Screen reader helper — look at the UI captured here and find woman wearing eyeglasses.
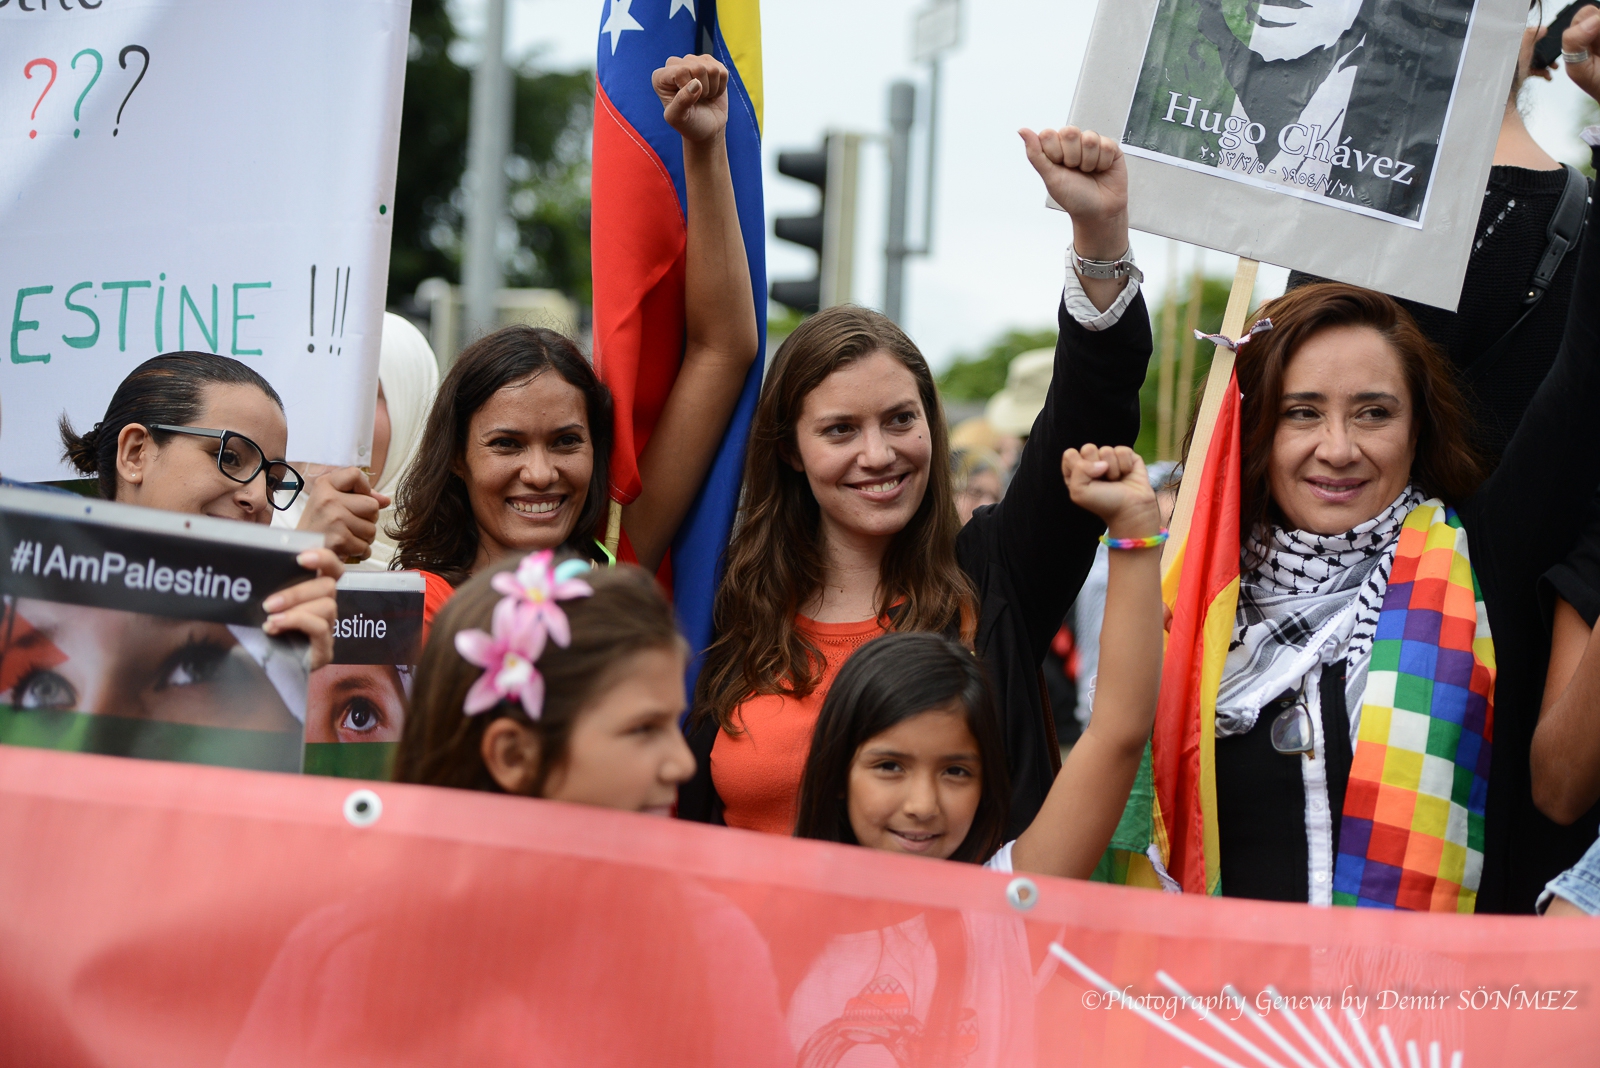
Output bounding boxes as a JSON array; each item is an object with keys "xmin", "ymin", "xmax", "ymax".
[{"xmin": 58, "ymin": 350, "xmax": 342, "ymax": 670}]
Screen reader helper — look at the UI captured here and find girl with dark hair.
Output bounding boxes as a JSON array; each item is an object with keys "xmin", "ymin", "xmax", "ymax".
[
  {"xmin": 796, "ymin": 631, "xmax": 1014, "ymax": 865},
  {"xmin": 57, "ymin": 350, "xmax": 342, "ymax": 669},
  {"xmin": 684, "ymin": 129, "xmax": 1152, "ymax": 840},
  {"xmin": 393, "ymin": 554, "xmax": 696, "ymax": 809},
  {"xmin": 1054, "ymin": 112, "xmax": 1600, "ymax": 914},
  {"xmin": 783, "ymin": 447, "xmax": 1161, "ymax": 1068},
  {"xmin": 794, "ymin": 445, "xmax": 1162, "ymax": 876},
  {"xmin": 391, "ymin": 55, "xmax": 758, "ymax": 625},
  {"xmin": 245, "ymin": 550, "xmax": 791, "ymax": 1068}
]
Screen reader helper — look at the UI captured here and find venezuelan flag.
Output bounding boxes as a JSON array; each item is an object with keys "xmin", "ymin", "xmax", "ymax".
[
  {"xmin": 591, "ymin": 0, "xmax": 766, "ymax": 683},
  {"xmin": 1095, "ymin": 370, "xmax": 1241, "ymax": 892}
]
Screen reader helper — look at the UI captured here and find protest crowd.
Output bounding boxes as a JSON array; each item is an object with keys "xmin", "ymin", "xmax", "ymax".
[{"xmin": 7, "ymin": 1, "xmax": 1600, "ymax": 1063}]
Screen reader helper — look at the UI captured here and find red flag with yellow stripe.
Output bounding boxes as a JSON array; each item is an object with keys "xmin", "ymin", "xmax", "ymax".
[{"xmin": 1148, "ymin": 370, "xmax": 1241, "ymax": 895}]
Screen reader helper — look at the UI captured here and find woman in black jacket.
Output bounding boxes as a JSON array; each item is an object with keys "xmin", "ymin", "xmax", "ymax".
[{"xmin": 680, "ymin": 126, "xmax": 1151, "ymax": 839}]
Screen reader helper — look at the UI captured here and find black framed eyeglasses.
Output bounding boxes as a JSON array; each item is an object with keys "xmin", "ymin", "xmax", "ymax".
[{"xmin": 148, "ymin": 424, "xmax": 305, "ymax": 511}]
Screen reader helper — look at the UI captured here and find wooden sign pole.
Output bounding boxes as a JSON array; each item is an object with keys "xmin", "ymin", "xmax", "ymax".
[
  {"xmin": 1175, "ymin": 265, "xmax": 1204, "ymax": 444},
  {"xmin": 1155, "ymin": 243, "xmax": 1180, "ymax": 460},
  {"xmin": 1160, "ymin": 256, "xmax": 1258, "ymax": 576}
]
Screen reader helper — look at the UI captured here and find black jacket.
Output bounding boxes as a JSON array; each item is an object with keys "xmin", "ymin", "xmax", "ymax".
[
  {"xmin": 679, "ymin": 294, "xmax": 1154, "ymax": 839},
  {"xmin": 1470, "ymin": 170, "xmax": 1600, "ymax": 913}
]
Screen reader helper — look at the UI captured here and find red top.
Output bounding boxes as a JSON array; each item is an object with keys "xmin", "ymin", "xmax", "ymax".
[
  {"xmin": 420, "ymin": 570, "xmax": 456, "ymax": 645},
  {"xmin": 710, "ymin": 614, "xmax": 888, "ymax": 836},
  {"xmin": 415, "ymin": 533, "xmax": 640, "ymax": 648}
]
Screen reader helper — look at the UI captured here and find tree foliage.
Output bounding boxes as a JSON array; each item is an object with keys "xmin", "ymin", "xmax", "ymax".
[
  {"xmin": 1134, "ymin": 274, "xmax": 1234, "ymax": 461},
  {"xmin": 389, "ymin": 0, "xmax": 594, "ymax": 306},
  {"xmin": 931, "ymin": 274, "xmax": 1237, "ymax": 463},
  {"xmin": 936, "ymin": 328, "xmax": 1060, "ymax": 401}
]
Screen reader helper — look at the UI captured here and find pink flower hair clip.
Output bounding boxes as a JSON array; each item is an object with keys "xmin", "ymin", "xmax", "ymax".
[{"xmin": 454, "ymin": 551, "xmax": 595, "ymax": 720}]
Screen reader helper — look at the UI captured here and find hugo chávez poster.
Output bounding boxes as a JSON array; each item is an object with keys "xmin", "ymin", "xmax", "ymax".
[
  {"xmin": 0, "ymin": 487, "xmax": 321, "ymax": 772},
  {"xmin": 303, "ymin": 570, "xmax": 423, "ymax": 781},
  {"xmin": 1123, "ymin": 0, "xmax": 1477, "ymax": 227}
]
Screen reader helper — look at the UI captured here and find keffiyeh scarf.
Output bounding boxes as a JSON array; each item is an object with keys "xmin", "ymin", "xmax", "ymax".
[
  {"xmin": 1211, "ymin": 488, "xmax": 1496, "ymax": 911},
  {"xmin": 1216, "ymin": 486, "xmax": 1423, "ymax": 738}
]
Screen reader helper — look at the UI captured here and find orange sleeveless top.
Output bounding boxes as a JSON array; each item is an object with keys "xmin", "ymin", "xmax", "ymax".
[{"xmin": 710, "ymin": 614, "xmax": 887, "ymax": 835}]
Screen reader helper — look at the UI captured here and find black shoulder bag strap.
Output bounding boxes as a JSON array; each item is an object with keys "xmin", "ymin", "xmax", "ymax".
[{"xmin": 1464, "ymin": 164, "xmax": 1591, "ymax": 382}]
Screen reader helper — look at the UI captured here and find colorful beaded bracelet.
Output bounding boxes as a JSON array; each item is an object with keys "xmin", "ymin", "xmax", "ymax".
[{"xmin": 1098, "ymin": 528, "xmax": 1169, "ymax": 550}]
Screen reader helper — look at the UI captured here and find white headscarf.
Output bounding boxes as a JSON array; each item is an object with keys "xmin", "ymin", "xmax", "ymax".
[
  {"xmin": 367, "ymin": 312, "xmax": 440, "ymax": 566},
  {"xmin": 273, "ymin": 313, "xmax": 440, "ymax": 567}
]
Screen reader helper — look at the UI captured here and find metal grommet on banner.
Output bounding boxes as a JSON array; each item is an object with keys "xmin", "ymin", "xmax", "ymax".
[
  {"xmin": 343, "ymin": 788, "xmax": 382, "ymax": 828},
  {"xmin": 1006, "ymin": 876, "xmax": 1039, "ymax": 911}
]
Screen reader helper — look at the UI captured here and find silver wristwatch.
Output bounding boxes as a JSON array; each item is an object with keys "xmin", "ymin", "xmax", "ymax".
[{"xmin": 1070, "ymin": 246, "xmax": 1143, "ymax": 283}]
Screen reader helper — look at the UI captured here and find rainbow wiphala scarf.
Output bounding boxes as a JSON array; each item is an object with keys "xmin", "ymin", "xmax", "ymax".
[{"xmin": 1333, "ymin": 502, "xmax": 1495, "ymax": 912}]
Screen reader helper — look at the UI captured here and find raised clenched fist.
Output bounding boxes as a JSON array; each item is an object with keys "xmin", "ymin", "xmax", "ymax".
[{"xmin": 653, "ymin": 54, "xmax": 730, "ymax": 144}]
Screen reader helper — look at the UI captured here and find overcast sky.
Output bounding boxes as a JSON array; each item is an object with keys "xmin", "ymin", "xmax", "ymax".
[{"xmin": 462, "ymin": 0, "xmax": 1597, "ymax": 372}]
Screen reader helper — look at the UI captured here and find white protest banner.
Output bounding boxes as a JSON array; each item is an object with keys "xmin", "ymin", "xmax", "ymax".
[
  {"xmin": 1068, "ymin": 0, "xmax": 1527, "ymax": 308},
  {"xmin": 0, "ymin": 0, "xmax": 411, "ymax": 481}
]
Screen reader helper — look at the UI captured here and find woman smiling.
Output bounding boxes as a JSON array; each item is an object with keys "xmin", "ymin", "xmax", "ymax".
[
  {"xmin": 1210, "ymin": 285, "xmax": 1490, "ymax": 908},
  {"xmin": 680, "ymin": 124, "xmax": 1153, "ymax": 838},
  {"xmin": 59, "ymin": 351, "xmax": 342, "ymax": 671},
  {"xmin": 1067, "ymin": 81, "xmax": 1600, "ymax": 909},
  {"xmin": 389, "ymin": 55, "xmax": 758, "ymax": 625}
]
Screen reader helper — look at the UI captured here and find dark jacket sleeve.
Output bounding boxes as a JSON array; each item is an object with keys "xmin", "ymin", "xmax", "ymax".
[
  {"xmin": 1465, "ymin": 150, "xmax": 1600, "ymax": 912},
  {"xmin": 956, "ymin": 291, "xmax": 1152, "ymax": 837},
  {"xmin": 1464, "ymin": 169, "xmax": 1600, "ymax": 602},
  {"xmin": 958, "ymin": 292, "xmax": 1154, "ymax": 665},
  {"xmin": 1540, "ymin": 491, "xmax": 1600, "ymax": 629}
]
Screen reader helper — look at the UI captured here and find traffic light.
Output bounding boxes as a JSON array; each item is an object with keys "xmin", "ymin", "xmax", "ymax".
[{"xmin": 770, "ymin": 133, "xmax": 859, "ymax": 315}]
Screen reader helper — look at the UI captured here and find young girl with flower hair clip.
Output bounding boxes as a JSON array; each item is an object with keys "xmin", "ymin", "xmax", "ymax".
[
  {"xmin": 241, "ymin": 551, "xmax": 794, "ymax": 1068},
  {"xmin": 393, "ymin": 550, "xmax": 697, "ymax": 813}
]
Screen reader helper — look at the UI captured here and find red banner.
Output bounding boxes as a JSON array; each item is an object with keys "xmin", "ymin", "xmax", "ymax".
[{"xmin": 0, "ymin": 745, "xmax": 1594, "ymax": 1066}]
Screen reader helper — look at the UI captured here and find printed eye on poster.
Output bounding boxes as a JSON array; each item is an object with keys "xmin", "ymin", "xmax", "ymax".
[
  {"xmin": 1068, "ymin": 0, "xmax": 1528, "ymax": 308},
  {"xmin": 303, "ymin": 571, "xmax": 424, "ymax": 781},
  {"xmin": 0, "ymin": 487, "xmax": 320, "ymax": 773}
]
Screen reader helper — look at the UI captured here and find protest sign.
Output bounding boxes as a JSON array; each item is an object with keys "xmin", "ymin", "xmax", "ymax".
[
  {"xmin": 303, "ymin": 570, "xmax": 423, "ymax": 781},
  {"xmin": 0, "ymin": 745, "xmax": 1595, "ymax": 1066},
  {"xmin": 1068, "ymin": 0, "xmax": 1527, "ymax": 308},
  {"xmin": 0, "ymin": 0, "xmax": 411, "ymax": 480},
  {"xmin": 0, "ymin": 487, "xmax": 320, "ymax": 772}
]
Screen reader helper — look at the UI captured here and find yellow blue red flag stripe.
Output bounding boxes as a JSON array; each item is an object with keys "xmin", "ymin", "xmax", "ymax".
[{"xmin": 591, "ymin": 0, "xmax": 766, "ymax": 687}]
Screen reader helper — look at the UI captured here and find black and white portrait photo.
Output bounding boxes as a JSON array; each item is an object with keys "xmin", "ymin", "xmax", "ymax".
[{"xmin": 1123, "ymin": 0, "xmax": 1476, "ymax": 224}]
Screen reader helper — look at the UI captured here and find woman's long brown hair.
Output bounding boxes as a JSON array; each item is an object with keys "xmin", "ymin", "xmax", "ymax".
[
  {"xmin": 694, "ymin": 306, "xmax": 976, "ymax": 734},
  {"xmin": 389, "ymin": 326, "xmax": 613, "ymax": 586},
  {"xmin": 1233, "ymin": 282, "xmax": 1484, "ymax": 547}
]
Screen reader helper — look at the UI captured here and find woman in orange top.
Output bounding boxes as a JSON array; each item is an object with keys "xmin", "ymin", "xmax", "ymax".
[
  {"xmin": 707, "ymin": 616, "xmax": 886, "ymax": 834},
  {"xmin": 682, "ymin": 125, "xmax": 1152, "ymax": 837}
]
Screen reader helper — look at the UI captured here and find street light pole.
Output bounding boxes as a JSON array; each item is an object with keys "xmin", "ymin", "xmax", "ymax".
[
  {"xmin": 883, "ymin": 0, "xmax": 961, "ymax": 326},
  {"xmin": 882, "ymin": 81, "xmax": 916, "ymax": 325},
  {"xmin": 920, "ymin": 54, "xmax": 942, "ymax": 257},
  {"xmin": 462, "ymin": 0, "xmax": 511, "ymax": 340}
]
